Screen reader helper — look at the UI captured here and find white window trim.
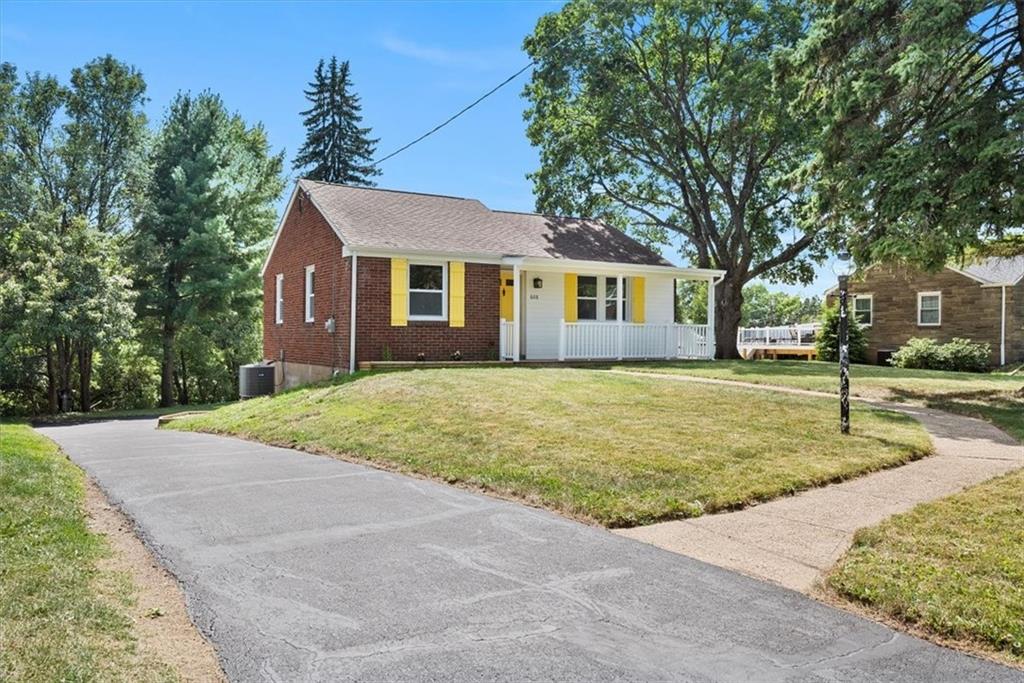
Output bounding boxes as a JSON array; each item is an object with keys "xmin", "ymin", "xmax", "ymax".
[
  {"xmin": 917, "ymin": 291, "xmax": 941, "ymax": 326},
  {"xmin": 275, "ymin": 273, "xmax": 284, "ymax": 324},
  {"xmin": 577, "ymin": 275, "xmax": 599, "ymax": 321},
  {"xmin": 578, "ymin": 275, "xmax": 631, "ymax": 322},
  {"xmin": 304, "ymin": 265, "xmax": 315, "ymax": 323},
  {"xmin": 852, "ymin": 293, "xmax": 873, "ymax": 327},
  {"xmin": 407, "ymin": 261, "xmax": 448, "ymax": 321}
]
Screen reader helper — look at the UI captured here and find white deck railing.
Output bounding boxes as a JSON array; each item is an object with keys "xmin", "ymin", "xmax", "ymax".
[
  {"xmin": 499, "ymin": 318, "xmax": 515, "ymax": 360},
  {"xmin": 559, "ymin": 321, "xmax": 711, "ymax": 360},
  {"xmin": 736, "ymin": 323, "xmax": 819, "ymax": 349}
]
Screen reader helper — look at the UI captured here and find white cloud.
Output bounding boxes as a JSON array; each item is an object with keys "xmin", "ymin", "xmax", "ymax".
[{"xmin": 378, "ymin": 33, "xmax": 518, "ymax": 71}]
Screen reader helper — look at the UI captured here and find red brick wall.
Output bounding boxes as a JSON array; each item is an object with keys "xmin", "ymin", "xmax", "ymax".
[
  {"xmin": 355, "ymin": 257, "xmax": 500, "ymax": 362},
  {"xmin": 262, "ymin": 192, "xmax": 348, "ymax": 370}
]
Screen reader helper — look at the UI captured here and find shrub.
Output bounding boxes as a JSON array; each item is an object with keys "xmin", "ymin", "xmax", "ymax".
[
  {"xmin": 890, "ymin": 337, "xmax": 990, "ymax": 372},
  {"xmin": 815, "ymin": 304, "xmax": 868, "ymax": 363}
]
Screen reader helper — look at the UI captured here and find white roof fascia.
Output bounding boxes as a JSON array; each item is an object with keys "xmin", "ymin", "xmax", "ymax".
[
  {"xmin": 342, "ymin": 245, "xmax": 505, "ymax": 264},
  {"xmin": 513, "ymin": 256, "xmax": 725, "ymax": 280}
]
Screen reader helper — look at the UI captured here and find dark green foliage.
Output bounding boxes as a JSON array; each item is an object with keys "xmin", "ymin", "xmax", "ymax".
[
  {"xmin": 132, "ymin": 91, "xmax": 285, "ymax": 407},
  {"xmin": 293, "ymin": 57, "xmax": 379, "ymax": 185},
  {"xmin": 790, "ymin": 2, "xmax": 1022, "ymax": 268},
  {"xmin": 815, "ymin": 304, "xmax": 868, "ymax": 363},
  {"xmin": 890, "ymin": 338, "xmax": 991, "ymax": 373}
]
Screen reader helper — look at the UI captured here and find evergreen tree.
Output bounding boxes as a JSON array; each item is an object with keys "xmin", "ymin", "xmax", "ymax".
[
  {"xmin": 132, "ymin": 92, "xmax": 284, "ymax": 407},
  {"xmin": 293, "ymin": 57, "xmax": 379, "ymax": 185}
]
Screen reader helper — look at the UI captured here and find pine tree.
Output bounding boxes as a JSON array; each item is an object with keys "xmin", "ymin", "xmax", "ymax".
[{"xmin": 293, "ymin": 57, "xmax": 379, "ymax": 185}]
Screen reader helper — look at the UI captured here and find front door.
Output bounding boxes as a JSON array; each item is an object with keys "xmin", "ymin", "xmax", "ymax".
[{"xmin": 499, "ymin": 270, "xmax": 515, "ymax": 321}]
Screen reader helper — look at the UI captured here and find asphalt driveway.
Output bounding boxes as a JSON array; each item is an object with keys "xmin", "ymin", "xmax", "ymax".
[{"xmin": 39, "ymin": 419, "xmax": 1021, "ymax": 682}]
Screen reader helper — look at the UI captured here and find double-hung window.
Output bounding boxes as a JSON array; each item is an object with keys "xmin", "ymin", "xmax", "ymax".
[
  {"xmin": 918, "ymin": 291, "xmax": 941, "ymax": 326},
  {"xmin": 408, "ymin": 263, "xmax": 446, "ymax": 320},
  {"xmin": 852, "ymin": 294, "xmax": 872, "ymax": 326},
  {"xmin": 304, "ymin": 265, "xmax": 315, "ymax": 322},
  {"xmin": 577, "ymin": 276, "xmax": 598, "ymax": 320},
  {"xmin": 577, "ymin": 275, "xmax": 629, "ymax": 321},
  {"xmin": 275, "ymin": 273, "xmax": 284, "ymax": 324},
  {"xmin": 605, "ymin": 278, "xmax": 624, "ymax": 321}
]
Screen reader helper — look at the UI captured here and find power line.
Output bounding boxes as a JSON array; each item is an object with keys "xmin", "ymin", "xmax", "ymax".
[{"xmin": 372, "ymin": 33, "xmax": 574, "ymax": 167}]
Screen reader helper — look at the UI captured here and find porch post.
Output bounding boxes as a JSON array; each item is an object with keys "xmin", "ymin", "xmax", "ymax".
[
  {"xmin": 616, "ymin": 273, "xmax": 624, "ymax": 360},
  {"xmin": 558, "ymin": 318, "xmax": 566, "ymax": 361},
  {"xmin": 512, "ymin": 264, "xmax": 521, "ymax": 362},
  {"xmin": 706, "ymin": 276, "xmax": 716, "ymax": 359}
]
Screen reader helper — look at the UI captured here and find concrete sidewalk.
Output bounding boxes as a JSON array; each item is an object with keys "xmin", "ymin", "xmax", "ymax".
[
  {"xmin": 612, "ymin": 370, "xmax": 1024, "ymax": 592},
  {"xmin": 38, "ymin": 419, "xmax": 1021, "ymax": 681}
]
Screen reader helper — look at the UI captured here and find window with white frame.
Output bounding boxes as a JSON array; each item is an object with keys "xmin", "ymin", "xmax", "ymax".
[
  {"xmin": 408, "ymin": 262, "xmax": 446, "ymax": 320},
  {"xmin": 918, "ymin": 292, "xmax": 941, "ymax": 326},
  {"xmin": 304, "ymin": 265, "xmax": 315, "ymax": 322},
  {"xmin": 852, "ymin": 294, "xmax": 873, "ymax": 326},
  {"xmin": 275, "ymin": 273, "xmax": 284, "ymax": 324},
  {"xmin": 577, "ymin": 276, "xmax": 598, "ymax": 320},
  {"xmin": 577, "ymin": 275, "xmax": 630, "ymax": 321}
]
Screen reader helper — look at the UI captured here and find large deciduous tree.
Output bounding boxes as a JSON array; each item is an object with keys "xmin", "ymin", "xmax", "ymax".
[
  {"xmin": 133, "ymin": 92, "xmax": 284, "ymax": 407},
  {"xmin": 791, "ymin": 1, "xmax": 1022, "ymax": 267},
  {"xmin": 293, "ymin": 57, "xmax": 380, "ymax": 185},
  {"xmin": 523, "ymin": 0, "xmax": 824, "ymax": 358},
  {"xmin": 1, "ymin": 57, "xmax": 145, "ymax": 412}
]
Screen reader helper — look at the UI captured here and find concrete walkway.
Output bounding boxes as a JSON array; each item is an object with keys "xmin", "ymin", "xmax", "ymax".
[
  {"xmin": 612, "ymin": 371, "xmax": 1024, "ymax": 593},
  {"xmin": 37, "ymin": 419, "xmax": 1021, "ymax": 681}
]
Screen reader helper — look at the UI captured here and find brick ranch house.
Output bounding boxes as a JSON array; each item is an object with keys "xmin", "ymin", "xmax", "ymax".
[
  {"xmin": 261, "ymin": 180, "xmax": 725, "ymax": 388},
  {"xmin": 825, "ymin": 257, "xmax": 1024, "ymax": 366}
]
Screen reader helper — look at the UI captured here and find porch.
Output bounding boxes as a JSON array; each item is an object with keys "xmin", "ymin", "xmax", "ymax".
[{"xmin": 496, "ymin": 257, "xmax": 723, "ymax": 361}]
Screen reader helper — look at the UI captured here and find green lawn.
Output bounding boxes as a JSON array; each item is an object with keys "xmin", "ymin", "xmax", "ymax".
[
  {"xmin": 168, "ymin": 368, "xmax": 931, "ymax": 527},
  {"xmin": 613, "ymin": 360, "xmax": 1024, "ymax": 440},
  {"xmin": 829, "ymin": 469, "xmax": 1024, "ymax": 665},
  {"xmin": 0, "ymin": 423, "xmax": 175, "ymax": 681}
]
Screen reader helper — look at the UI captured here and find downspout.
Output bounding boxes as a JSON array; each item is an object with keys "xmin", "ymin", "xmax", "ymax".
[
  {"xmin": 1000, "ymin": 285, "xmax": 1007, "ymax": 367},
  {"xmin": 349, "ymin": 254, "xmax": 358, "ymax": 374}
]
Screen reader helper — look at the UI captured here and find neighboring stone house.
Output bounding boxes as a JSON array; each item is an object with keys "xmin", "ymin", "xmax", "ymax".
[
  {"xmin": 260, "ymin": 180, "xmax": 725, "ymax": 389},
  {"xmin": 826, "ymin": 257, "xmax": 1024, "ymax": 366}
]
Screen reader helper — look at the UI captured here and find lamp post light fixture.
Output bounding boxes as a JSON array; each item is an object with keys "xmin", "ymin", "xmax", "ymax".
[{"xmin": 833, "ymin": 247, "xmax": 855, "ymax": 434}]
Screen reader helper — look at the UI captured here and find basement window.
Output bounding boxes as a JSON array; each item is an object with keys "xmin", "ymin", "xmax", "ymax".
[{"xmin": 408, "ymin": 262, "xmax": 446, "ymax": 320}]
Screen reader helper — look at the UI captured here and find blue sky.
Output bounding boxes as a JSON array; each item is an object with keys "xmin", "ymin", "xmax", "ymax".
[{"xmin": 1, "ymin": 0, "xmax": 831, "ymax": 296}]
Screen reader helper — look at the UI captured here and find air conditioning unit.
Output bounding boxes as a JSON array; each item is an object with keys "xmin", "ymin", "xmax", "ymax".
[{"xmin": 239, "ymin": 363, "xmax": 275, "ymax": 399}]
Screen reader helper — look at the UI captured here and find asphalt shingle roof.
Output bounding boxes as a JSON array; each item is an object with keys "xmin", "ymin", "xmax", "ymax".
[
  {"xmin": 299, "ymin": 179, "xmax": 672, "ymax": 266},
  {"xmin": 959, "ymin": 255, "xmax": 1024, "ymax": 285}
]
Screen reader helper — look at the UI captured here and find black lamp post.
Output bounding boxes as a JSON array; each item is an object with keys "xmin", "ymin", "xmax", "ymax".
[{"xmin": 834, "ymin": 248, "xmax": 854, "ymax": 434}]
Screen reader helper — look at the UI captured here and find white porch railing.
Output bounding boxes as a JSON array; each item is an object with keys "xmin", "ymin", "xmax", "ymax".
[
  {"xmin": 499, "ymin": 318, "xmax": 515, "ymax": 360},
  {"xmin": 559, "ymin": 321, "xmax": 711, "ymax": 360}
]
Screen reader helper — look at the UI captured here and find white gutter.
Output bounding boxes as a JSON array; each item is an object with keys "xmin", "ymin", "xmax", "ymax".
[
  {"xmin": 349, "ymin": 254, "xmax": 358, "ymax": 373},
  {"xmin": 342, "ymin": 246, "xmax": 725, "ymax": 279}
]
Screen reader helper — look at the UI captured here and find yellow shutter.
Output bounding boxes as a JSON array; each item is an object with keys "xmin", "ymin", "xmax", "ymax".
[
  {"xmin": 563, "ymin": 273, "xmax": 577, "ymax": 322},
  {"xmin": 631, "ymin": 276, "xmax": 645, "ymax": 323},
  {"xmin": 449, "ymin": 261, "xmax": 465, "ymax": 327},
  {"xmin": 390, "ymin": 258, "xmax": 408, "ymax": 326}
]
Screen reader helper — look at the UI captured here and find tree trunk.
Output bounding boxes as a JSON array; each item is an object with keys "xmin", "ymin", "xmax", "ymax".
[
  {"xmin": 714, "ymin": 276, "xmax": 745, "ymax": 360},
  {"xmin": 45, "ymin": 344, "xmax": 57, "ymax": 414},
  {"xmin": 160, "ymin": 321, "xmax": 176, "ymax": 408},
  {"xmin": 56, "ymin": 336, "xmax": 74, "ymax": 412},
  {"xmin": 175, "ymin": 348, "xmax": 189, "ymax": 405},
  {"xmin": 77, "ymin": 342, "xmax": 93, "ymax": 412}
]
